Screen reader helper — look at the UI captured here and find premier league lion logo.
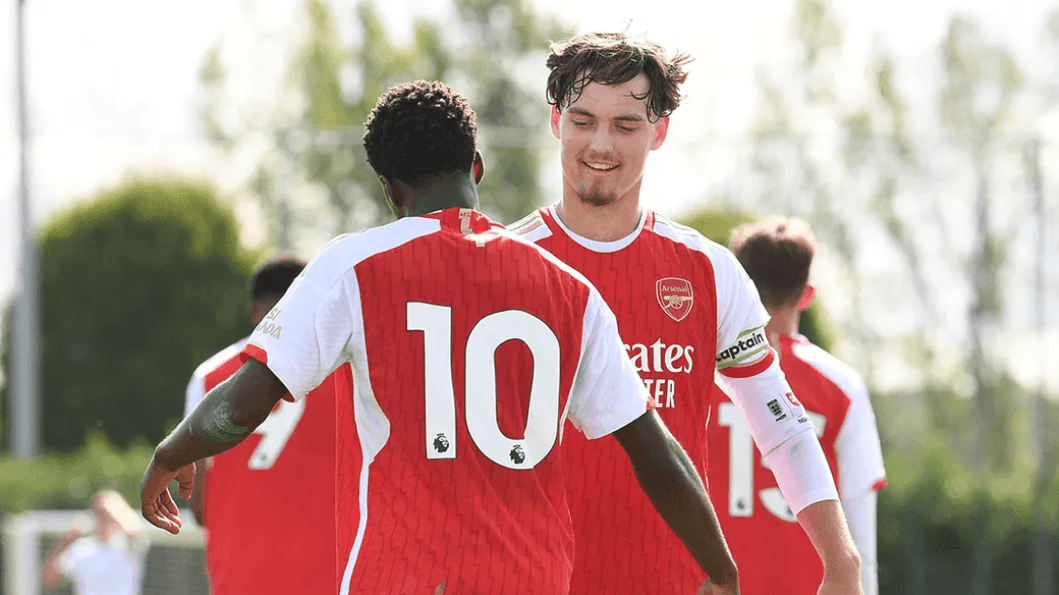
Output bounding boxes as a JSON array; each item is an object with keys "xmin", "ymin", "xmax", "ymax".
[
  {"xmin": 433, "ymin": 433, "xmax": 450, "ymax": 454},
  {"xmin": 509, "ymin": 444, "xmax": 526, "ymax": 465}
]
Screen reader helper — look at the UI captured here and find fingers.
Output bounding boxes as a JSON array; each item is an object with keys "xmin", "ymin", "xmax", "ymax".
[{"xmin": 142, "ymin": 490, "xmax": 183, "ymax": 535}]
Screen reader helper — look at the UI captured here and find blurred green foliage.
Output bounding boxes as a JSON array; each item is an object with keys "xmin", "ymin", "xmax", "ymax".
[
  {"xmin": 202, "ymin": 0, "xmax": 569, "ymax": 248},
  {"xmin": 1, "ymin": 177, "xmax": 257, "ymax": 452},
  {"xmin": 0, "ymin": 431, "xmax": 155, "ymax": 515}
]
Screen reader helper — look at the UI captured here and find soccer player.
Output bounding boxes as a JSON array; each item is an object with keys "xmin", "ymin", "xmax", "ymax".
[
  {"xmin": 182, "ymin": 256, "xmax": 345, "ymax": 594},
  {"xmin": 141, "ymin": 80, "xmax": 740, "ymax": 595},
  {"xmin": 509, "ymin": 32, "xmax": 862, "ymax": 594},
  {"xmin": 709, "ymin": 217, "xmax": 886, "ymax": 594},
  {"xmin": 42, "ymin": 490, "xmax": 147, "ymax": 595}
]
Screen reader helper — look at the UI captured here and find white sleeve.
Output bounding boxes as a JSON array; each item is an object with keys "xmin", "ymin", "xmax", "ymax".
[
  {"xmin": 715, "ymin": 354, "xmax": 838, "ymax": 513},
  {"xmin": 836, "ymin": 380, "xmax": 886, "ymax": 500},
  {"xmin": 835, "ymin": 379, "xmax": 885, "ymax": 594},
  {"xmin": 184, "ymin": 371, "xmax": 205, "ymax": 418},
  {"xmin": 566, "ymin": 289, "xmax": 652, "ymax": 439},
  {"xmin": 246, "ymin": 252, "xmax": 363, "ymax": 402},
  {"xmin": 844, "ymin": 489, "xmax": 879, "ymax": 595},
  {"xmin": 713, "ymin": 245, "xmax": 771, "ymax": 370}
]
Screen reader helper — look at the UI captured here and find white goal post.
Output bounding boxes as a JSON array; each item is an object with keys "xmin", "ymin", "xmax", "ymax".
[{"xmin": 3, "ymin": 509, "xmax": 206, "ymax": 595}]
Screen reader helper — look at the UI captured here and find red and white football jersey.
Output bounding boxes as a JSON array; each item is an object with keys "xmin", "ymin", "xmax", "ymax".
[
  {"xmin": 184, "ymin": 340, "xmax": 341, "ymax": 595},
  {"xmin": 242, "ymin": 208, "xmax": 652, "ymax": 595},
  {"xmin": 511, "ymin": 207, "xmax": 813, "ymax": 594},
  {"xmin": 708, "ymin": 333, "xmax": 886, "ymax": 594}
]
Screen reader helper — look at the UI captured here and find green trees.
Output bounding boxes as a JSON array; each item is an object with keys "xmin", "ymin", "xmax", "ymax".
[
  {"xmin": 200, "ymin": 0, "xmax": 568, "ymax": 252},
  {"xmin": 2, "ymin": 178, "xmax": 256, "ymax": 451}
]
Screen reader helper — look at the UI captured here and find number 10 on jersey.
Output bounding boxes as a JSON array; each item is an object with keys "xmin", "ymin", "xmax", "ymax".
[{"xmin": 407, "ymin": 302, "xmax": 562, "ymax": 470}]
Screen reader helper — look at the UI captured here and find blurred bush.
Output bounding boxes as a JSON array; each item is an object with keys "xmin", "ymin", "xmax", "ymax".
[
  {"xmin": 1, "ymin": 176, "xmax": 258, "ymax": 452},
  {"xmin": 0, "ymin": 431, "xmax": 155, "ymax": 515}
]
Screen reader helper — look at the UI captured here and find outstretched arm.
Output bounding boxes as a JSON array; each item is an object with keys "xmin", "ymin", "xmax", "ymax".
[
  {"xmin": 612, "ymin": 410, "xmax": 739, "ymax": 593},
  {"xmin": 41, "ymin": 528, "xmax": 82, "ymax": 591},
  {"xmin": 140, "ymin": 359, "xmax": 288, "ymax": 534}
]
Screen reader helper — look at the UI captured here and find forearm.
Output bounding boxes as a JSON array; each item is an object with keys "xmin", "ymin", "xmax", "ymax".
[
  {"xmin": 796, "ymin": 499, "xmax": 861, "ymax": 580},
  {"xmin": 155, "ymin": 375, "xmax": 272, "ymax": 471},
  {"xmin": 632, "ymin": 442, "xmax": 737, "ymax": 582},
  {"xmin": 616, "ymin": 413, "xmax": 737, "ymax": 584}
]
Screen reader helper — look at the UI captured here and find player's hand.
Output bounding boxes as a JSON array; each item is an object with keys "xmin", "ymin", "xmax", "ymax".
[
  {"xmin": 697, "ymin": 578, "xmax": 739, "ymax": 595},
  {"xmin": 140, "ymin": 456, "xmax": 195, "ymax": 535}
]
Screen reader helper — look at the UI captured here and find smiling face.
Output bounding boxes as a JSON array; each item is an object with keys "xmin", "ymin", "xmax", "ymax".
[{"xmin": 551, "ymin": 73, "xmax": 669, "ymax": 209}]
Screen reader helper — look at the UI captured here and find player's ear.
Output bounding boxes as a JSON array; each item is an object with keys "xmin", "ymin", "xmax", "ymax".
[
  {"xmin": 550, "ymin": 105, "xmax": 562, "ymax": 139},
  {"xmin": 473, "ymin": 151, "xmax": 485, "ymax": 184},
  {"xmin": 797, "ymin": 285, "xmax": 815, "ymax": 311},
  {"xmin": 651, "ymin": 115, "xmax": 669, "ymax": 150},
  {"xmin": 380, "ymin": 175, "xmax": 404, "ymax": 218}
]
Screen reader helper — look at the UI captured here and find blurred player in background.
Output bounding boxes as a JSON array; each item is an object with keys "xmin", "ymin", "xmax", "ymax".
[
  {"xmin": 142, "ymin": 80, "xmax": 739, "ymax": 595},
  {"xmin": 708, "ymin": 217, "xmax": 886, "ymax": 594},
  {"xmin": 510, "ymin": 32, "xmax": 862, "ymax": 594},
  {"xmin": 42, "ymin": 490, "xmax": 147, "ymax": 595},
  {"xmin": 183, "ymin": 256, "xmax": 346, "ymax": 594}
]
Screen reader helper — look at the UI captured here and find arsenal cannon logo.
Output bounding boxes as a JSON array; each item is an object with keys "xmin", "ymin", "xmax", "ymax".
[{"xmin": 656, "ymin": 277, "xmax": 694, "ymax": 322}]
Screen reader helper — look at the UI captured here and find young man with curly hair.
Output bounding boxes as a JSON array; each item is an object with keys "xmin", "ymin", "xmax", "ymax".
[
  {"xmin": 141, "ymin": 81, "xmax": 740, "ymax": 595},
  {"xmin": 511, "ymin": 32, "xmax": 863, "ymax": 594}
]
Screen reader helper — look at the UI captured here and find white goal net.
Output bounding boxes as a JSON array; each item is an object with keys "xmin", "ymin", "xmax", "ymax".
[{"xmin": 2, "ymin": 509, "xmax": 209, "ymax": 595}]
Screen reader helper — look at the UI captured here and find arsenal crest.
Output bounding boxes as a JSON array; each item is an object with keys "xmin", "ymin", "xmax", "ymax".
[{"xmin": 656, "ymin": 277, "xmax": 694, "ymax": 322}]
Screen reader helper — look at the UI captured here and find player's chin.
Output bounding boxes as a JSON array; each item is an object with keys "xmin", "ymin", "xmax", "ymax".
[{"xmin": 577, "ymin": 186, "xmax": 618, "ymax": 207}]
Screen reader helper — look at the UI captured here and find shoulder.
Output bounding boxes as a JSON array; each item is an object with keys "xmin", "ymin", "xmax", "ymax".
[
  {"xmin": 300, "ymin": 218, "xmax": 443, "ymax": 290},
  {"xmin": 507, "ymin": 208, "xmax": 552, "ymax": 243},
  {"xmin": 649, "ymin": 214, "xmax": 741, "ymax": 268},
  {"xmin": 788, "ymin": 337, "xmax": 869, "ymax": 401}
]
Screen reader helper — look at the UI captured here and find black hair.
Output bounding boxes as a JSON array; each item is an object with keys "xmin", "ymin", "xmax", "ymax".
[
  {"xmin": 362, "ymin": 80, "xmax": 478, "ymax": 188},
  {"xmin": 249, "ymin": 255, "xmax": 308, "ymax": 302}
]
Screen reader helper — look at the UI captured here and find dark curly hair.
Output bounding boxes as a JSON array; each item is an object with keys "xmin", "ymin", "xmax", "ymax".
[
  {"xmin": 729, "ymin": 217, "xmax": 817, "ymax": 309},
  {"xmin": 546, "ymin": 32, "xmax": 691, "ymax": 122},
  {"xmin": 363, "ymin": 81, "xmax": 478, "ymax": 188}
]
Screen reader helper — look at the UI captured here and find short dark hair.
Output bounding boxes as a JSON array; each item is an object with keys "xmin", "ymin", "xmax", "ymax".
[
  {"xmin": 249, "ymin": 255, "xmax": 307, "ymax": 302},
  {"xmin": 546, "ymin": 32, "xmax": 691, "ymax": 121},
  {"xmin": 729, "ymin": 217, "xmax": 817, "ymax": 309},
  {"xmin": 362, "ymin": 80, "xmax": 478, "ymax": 188}
]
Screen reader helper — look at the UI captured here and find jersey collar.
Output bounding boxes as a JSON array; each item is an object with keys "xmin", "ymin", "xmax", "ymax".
[{"xmin": 544, "ymin": 205, "xmax": 652, "ymax": 253}]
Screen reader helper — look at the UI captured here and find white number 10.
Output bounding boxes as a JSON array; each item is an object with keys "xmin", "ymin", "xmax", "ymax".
[{"xmin": 407, "ymin": 302, "xmax": 561, "ymax": 470}]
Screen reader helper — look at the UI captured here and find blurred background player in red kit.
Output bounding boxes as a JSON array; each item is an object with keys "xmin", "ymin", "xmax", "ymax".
[
  {"xmin": 182, "ymin": 255, "xmax": 350, "ymax": 594},
  {"xmin": 708, "ymin": 216, "xmax": 886, "ymax": 594}
]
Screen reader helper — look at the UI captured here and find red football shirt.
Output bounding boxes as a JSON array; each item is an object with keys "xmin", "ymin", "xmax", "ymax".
[
  {"xmin": 243, "ymin": 208, "xmax": 652, "ymax": 595},
  {"xmin": 708, "ymin": 333, "xmax": 886, "ymax": 594},
  {"xmin": 512, "ymin": 207, "xmax": 792, "ymax": 595},
  {"xmin": 184, "ymin": 341, "xmax": 342, "ymax": 595}
]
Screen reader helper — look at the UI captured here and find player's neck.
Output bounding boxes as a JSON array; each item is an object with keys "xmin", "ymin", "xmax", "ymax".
[
  {"xmin": 764, "ymin": 307, "xmax": 799, "ymax": 347},
  {"xmin": 403, "ymin": 177, "xmax": 478, "ymax": 217},
  {"xmin": 554, "ymin": 191, "xmax": 643, "ymax": 242}
]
